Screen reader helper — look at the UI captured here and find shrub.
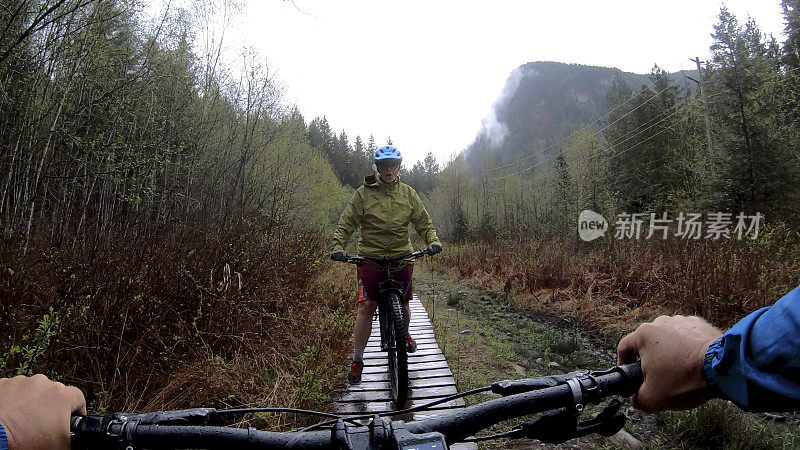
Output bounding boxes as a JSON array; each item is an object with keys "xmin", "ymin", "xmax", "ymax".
[
  {"xmin": 1, "ymin": 217, "xmax": 354, "ymax": 418},
  {"xmin": 428, "ymin": 224, "xmax": 800, "ymax": 331}
]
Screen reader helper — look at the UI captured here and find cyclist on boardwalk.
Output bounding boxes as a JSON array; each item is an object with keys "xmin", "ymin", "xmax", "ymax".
[{"xmin": 331, "ymin": 145, "xmax": 442, "ymax": 384}]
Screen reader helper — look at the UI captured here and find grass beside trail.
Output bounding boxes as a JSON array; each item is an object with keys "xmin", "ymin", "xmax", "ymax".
[
  {"xmin": 414, "ymin": 263, "xmax": 800, "ymax": 449},
  {"xmin": 413, "ymin": 264, "xmax": 618, "ymax": 449}
]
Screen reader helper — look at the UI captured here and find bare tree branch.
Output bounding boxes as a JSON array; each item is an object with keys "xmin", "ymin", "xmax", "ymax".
[
  {"xmin": 285, "ymin": 0, "xmax": 314, "ymax": 18},
  {"xmin": 0, "ymin": 0, "xmax": 98, "ymax": 66}
]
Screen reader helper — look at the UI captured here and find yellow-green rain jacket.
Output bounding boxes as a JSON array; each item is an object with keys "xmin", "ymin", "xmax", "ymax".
[{"xmin": 332, "ymin": 175, "xmax": 441, "ymax": 256}]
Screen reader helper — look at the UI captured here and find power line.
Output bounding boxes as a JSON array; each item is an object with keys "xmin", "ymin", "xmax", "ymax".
[
  {"xmin": 480, "ymin": 83, "xmax": 677, "ymax": 174},
  {"xmin": 485, "ymin": 81, "xmax": 753, "ymax": 185},
  {"xmin": 487, "ymin": 97, "xmax": 690, "ymax": 182},
  {"xmin": 479, "ymin": 64, "xmax": 800, "ymax": 198},
  {"xmin": 486, "ymin": 121, "xmax": 681, "ymax": 192},
  {"xmin": 479, "ymin": 65, "xmax": 800, "ymax": 179}
]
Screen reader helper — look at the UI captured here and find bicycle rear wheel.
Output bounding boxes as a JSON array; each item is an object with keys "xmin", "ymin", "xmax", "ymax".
[{"xmin": 387, "ymin": 292, "xmax": 408, "ymax": 407}]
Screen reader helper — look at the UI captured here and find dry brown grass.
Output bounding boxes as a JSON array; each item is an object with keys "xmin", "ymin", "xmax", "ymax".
[
  {"xmin": 429, "ymin": 223, "xmax": 800, "ymax": 335},
  {"xmin": 0, "ymin": 218, "xmax": 355, "ymax": 425}
]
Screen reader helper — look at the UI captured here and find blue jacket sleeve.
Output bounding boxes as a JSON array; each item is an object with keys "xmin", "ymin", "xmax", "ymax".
[
  {"xmin": 0, "ymin": 421, "xmax": 8, "ymax": 450},
  {"xmin": 703, "ymin": 284, "xmax": 800, "ymax": 411}
]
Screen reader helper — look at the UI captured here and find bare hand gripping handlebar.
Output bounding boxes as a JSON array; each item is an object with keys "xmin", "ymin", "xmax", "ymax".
[{"xmin": 71, "ymin": 362, "xmax": 643, "ymax": 449}]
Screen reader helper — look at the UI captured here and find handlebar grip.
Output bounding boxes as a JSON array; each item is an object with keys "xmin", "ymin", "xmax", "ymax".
[
  {"xmin": 621, "ymin": 361, "xmax": 642, "ymax": 381},
  {"xmin": 71, "ymin": 415, "xmax": 113, "ymax": 450},
  {"xmin": 616, "ymin": 361, "xmax": 643, "ymax": 397},
  {"xmin": 71, "ymin": 415, "xmax": 83, "ymax": 430},
  {"xmin": 331, "ymin": 251, "xmax": 349, "ymax": 262}
]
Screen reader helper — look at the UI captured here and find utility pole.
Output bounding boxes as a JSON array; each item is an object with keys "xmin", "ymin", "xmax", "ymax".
[{"xmin": 688, "ymin": 57, "xmax": 715, "ymax": 176}]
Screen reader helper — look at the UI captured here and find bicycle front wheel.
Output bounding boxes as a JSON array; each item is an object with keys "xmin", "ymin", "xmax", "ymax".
[{"xmin": 387, "ymin": 292, "xmax": 409, "ymax": 407}]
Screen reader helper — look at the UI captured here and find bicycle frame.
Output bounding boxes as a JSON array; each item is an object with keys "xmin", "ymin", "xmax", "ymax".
[
  {"xmin": 352, "ymin": 251, "xmax": 425, "ymax": 407},
  {"xmin": 374, "ymin": 264, "xmax": 407, "ymax": 352}
]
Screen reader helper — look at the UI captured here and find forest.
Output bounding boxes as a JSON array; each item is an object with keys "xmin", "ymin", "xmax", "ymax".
[
  {"xmin": 1, "ymin": 0, "xmax": 799, "ymax": 437},
  {"xmin": 0, "ymin": 0, "xmax": 361, "ymax": 418},
  {"xmin": 421, "ymin": 3, "xmax": 800, "ymax": 333}
]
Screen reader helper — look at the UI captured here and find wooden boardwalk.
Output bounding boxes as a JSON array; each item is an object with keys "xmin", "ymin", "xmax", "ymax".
[{"xmin": 334, "ymin": 295, "xmax": 476, "ymax": 448}]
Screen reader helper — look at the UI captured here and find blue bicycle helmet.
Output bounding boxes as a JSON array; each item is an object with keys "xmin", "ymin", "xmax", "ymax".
[{"xmin": 374, "ymin": 145, "xmax": 402, "ymax": 163}]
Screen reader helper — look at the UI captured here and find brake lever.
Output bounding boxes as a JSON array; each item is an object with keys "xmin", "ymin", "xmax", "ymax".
[
  {"xmin": 512, "ymin": 399, "xmax": 626, "ymax": 444},
  {"xmin": 573, "ymin": 399, "xmax": 626, "ymax": 437}
]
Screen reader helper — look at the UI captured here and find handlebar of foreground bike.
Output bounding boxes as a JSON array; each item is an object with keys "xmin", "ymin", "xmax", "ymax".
[{"xmin": 70, "ymin": 361, "xmax": 643, "ymax": 449}]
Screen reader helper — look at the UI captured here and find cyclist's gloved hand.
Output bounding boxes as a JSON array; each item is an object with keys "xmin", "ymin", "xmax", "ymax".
[
  {"xmin": 427, "ymin": 243, "xmax": 442, "ymax": 255},
  {"xmin": 331, "ymin": 250, "xmax": 348, "ymax": 262}
]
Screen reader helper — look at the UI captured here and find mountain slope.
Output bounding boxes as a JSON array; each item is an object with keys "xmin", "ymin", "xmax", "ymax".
[{"xmin": 465, "ymin": 61, "xmax": 693, "ymax": 171}]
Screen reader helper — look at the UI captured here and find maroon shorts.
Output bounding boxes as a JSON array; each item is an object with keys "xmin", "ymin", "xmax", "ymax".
[{"xmin": 356, "ymin": 261, "xmax": 413, "ymax": 304}]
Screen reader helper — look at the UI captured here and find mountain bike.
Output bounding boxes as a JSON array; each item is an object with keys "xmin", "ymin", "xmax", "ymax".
[
  {"xmin": 71, "ymin": 361, "xmax": 643, "ymax": 449},
  {"xmin": 339, "ymin": 249, "xmax": 429, "ymax": 407}
]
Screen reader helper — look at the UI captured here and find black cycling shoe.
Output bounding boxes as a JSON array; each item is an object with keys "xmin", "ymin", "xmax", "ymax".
[
  {"xmin": 348, "ymin": 360, "xmax": 364, "ymax": 384},
  {"xmin": 406, "ymin": 336, "xmax": 417, "ymax": 353}
]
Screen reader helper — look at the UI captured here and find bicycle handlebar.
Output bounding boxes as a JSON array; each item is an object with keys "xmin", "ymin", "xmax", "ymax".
[
  {"xmin": 334, "ymin": 249, "xmax": 429, "ymax": 266},
  {"xmin": 71, "ymin": 418, "xmax": 332, "ymax": 449},
  {"xmin": 407, "ymin": 361, "xmax": 642, "ymax": 441},
  {"xmin": 71, "ymin": 361, "xmax": 643, "ymax": 449}
]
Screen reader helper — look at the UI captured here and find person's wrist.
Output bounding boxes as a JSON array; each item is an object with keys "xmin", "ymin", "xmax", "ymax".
[{"xmin": 702, "ymin": 337, "xmax": 724, "ymax": 399}]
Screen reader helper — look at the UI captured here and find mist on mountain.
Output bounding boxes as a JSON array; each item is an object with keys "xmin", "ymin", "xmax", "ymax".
[{"xmin": 464, "ymin": 61, "xmax": 694, "ymax": 172}]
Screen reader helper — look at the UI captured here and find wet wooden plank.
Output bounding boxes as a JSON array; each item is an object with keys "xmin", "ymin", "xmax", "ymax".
[
  {"xmin": 366, "ymin": 334, "xmax": 437, "ymax": 342},
  {"xmin": 337, "ymin": 385, "xmax": 458, "ymax": 403},
  {"xmin": 363, "ymin": 346, "xmax": 444, "ymax": 356},
  {"xmin": 338, "ymin": 376, "xmax": 459, "ymax": 392},
  {"xmin": 366, "ymin": 325, "xmax": 434, "ymax": 332},
  {"xmin": 362, "ymin": 360, "xmax": 449, "ymax": 374},
  {"xmin": 407, "ymin": 360, "xmax": 450, "ymax": 372},
  {"xmin": 408, "ymin": 327, "xmax": 434, "ymax": 332},
  {"xmin": 337, "ymin": 399, "xmax": 466, "ymax": 415},
  {"xmin": 363, "ymin": 347, "xmax": 442, "ymax": 359},
  {"xmin": 408, "ymin": 376, "xmax": 462, "ymax": 389},
  {"xmin": 368, "ymin": 321, "xmax": 433, "ymax": 328},
  {"xmin": 363, "ymin": 344, "xmax": 439, "ymax": 353},
  {"xmin": 362, "ymin": 352, "xmax": 442, "ymax": 361},
  {"xmin": 336, "ymin": 381, "xmax": 391, "ymax": 392},
  {"xmin": 362, "ymin": 354, "xmax": 446, "ymax": 367},
  {"xmin": 365, "ymin": 340, "xmax": 438, "ymax": 349},
  {"xmin": 367, "ymin": 335, "xmax": 437, "ymax": 341},
  {"xmin": 362, "ymin": 348, "xmax": 439, "ymax": 357},
  {"xmin": 368, "ymin": 328, "xmax": 435, "ymax": 335},
  {"xmin": 359, "ymin": 367, "xmax": 453, "ymax": 382}
]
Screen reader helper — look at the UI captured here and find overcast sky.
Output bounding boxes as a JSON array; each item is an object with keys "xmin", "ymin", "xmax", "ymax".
[{"xmin": 224, "ymin": 1, "xmax": 786, "ymax": 166}]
